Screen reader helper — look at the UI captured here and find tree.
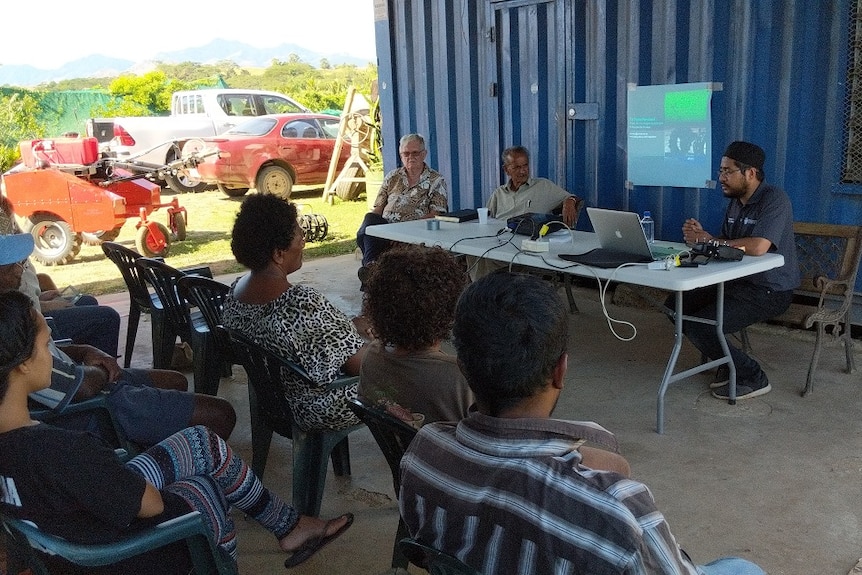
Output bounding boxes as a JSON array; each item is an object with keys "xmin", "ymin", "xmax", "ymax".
[
  {"xmin": 0, "ymin": 92, "xmax": 44, "ymax": 171},
  {"xmin": 105, "ymin": 71, "xmax": 194, "ymax": 115}
]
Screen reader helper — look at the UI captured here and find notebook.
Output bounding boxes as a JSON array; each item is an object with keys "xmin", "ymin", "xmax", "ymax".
[
  {"xmin": 559, "ymin": 207, "xmax": 678, "ymax": 268},
  {"xmin": 436, "ymin": 209, "xmax": 478, "ymax": 223}
]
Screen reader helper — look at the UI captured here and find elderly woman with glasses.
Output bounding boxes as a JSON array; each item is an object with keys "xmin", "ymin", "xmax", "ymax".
[{"xmin": 355, "ymin": 133, "xmax": 449, "ymax": 286}]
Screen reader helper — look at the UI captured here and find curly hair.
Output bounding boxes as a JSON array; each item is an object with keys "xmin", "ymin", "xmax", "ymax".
[
  {"xmin": 230, "ymin": 194, "xmax": 299, "ymax": 271},
  {"xmin": 362, "ymin": 244, "xmax": 467, "ymax": 351},
  {"xmin": 0, "ymin": 290, "xmax": 37, "ymax": 402}
]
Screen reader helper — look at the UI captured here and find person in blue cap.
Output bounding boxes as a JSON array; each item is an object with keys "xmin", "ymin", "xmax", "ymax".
[{"xmin": 0, "ymin": 233, "xmax": 236, "ymax": 446}]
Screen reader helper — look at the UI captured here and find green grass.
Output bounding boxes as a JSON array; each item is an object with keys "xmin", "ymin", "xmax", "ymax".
[{"xmin": 31, "ymin": 187, "xmax": 369, "ymax": 296}]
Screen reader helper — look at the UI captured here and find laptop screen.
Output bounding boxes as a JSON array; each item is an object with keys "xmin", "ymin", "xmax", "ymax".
[{"xmin": 586, "ymin": 207, "xmax": 654, "ymax": 258}]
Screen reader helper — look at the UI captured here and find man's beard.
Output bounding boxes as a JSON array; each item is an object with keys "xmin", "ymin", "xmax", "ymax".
[{"xmin": 722, "ymin": 185, "xmax": 746, "ymax": 199}]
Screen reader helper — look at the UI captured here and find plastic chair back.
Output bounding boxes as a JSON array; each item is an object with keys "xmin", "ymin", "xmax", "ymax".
[
  {"xmin": 177, "ymin": 275, "xmax": 234, "ymax": 393},
  {"xmin": 225, "ymin": 327, "xmax": 360, "ymax": 516},
  {"xmin": 1, "ymin": 511, "xmax": 237, "ymax": 575},
  {"xmin": 346, "ymin": 396, "xmax": 417, "ymax": 494},
  {"xmin": 176, "ymin": 275, "xmax": 230, "ymax": 338},
  {"xmin": 398, "ymin": 537, "xmax": 482, "ymax": 575},
  {"xmin": 347, "ymin": 396, "xmax": 417, "ymax": 568},
  {"xmin": 137, "ymin": 258, "xmax": 192, "ymax": 339},
  {"xmin": 101, "ymin": 242, "xmax": 159, "ymax": 314},
  {"xmin": 101, "ymin": 242, "xmax": 164, "ymax": 367}
]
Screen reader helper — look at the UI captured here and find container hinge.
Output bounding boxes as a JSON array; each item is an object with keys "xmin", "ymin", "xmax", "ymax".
[
  {"xmin": 487, "ymin": 26, "xmax": 495, "ymax": 43},
  {"xmin": 490, "ymin": 83, "xmax": 498, "ymax": 98}
]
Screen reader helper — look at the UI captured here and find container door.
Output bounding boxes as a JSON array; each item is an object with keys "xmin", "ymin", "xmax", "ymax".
[{"xmin": 489, "ymin": 0, "xmax": 569, "ymax": 190}]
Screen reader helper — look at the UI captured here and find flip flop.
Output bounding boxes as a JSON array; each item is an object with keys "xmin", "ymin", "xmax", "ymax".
[{"xmin": 284, "ymin": 513, "xmax": 355, "ymax": 568}]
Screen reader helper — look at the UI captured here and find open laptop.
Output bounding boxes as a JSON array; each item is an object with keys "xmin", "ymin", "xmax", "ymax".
[{"xmin": 559, "ymin": 207, "xmax": 678, "ymax": 268}]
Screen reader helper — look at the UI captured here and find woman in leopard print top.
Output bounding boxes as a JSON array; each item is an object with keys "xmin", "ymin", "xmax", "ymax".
[{"xmin": 223, "ymin": 195, "xmax": 368, "ymax": 431}]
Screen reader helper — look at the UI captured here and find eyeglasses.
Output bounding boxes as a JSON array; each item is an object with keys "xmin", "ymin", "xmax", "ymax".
[
  {"xmin": 717, "ymin": 168, "xmax": 742, "ymax": 177},
  {"xmin": 400, "ymin": 150, "xmax": 425, "ymax": 158}
]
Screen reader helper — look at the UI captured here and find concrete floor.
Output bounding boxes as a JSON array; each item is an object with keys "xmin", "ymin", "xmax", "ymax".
[{"xmin": 102, "ymin": 251, "xmax": 862, "ymax": 575}]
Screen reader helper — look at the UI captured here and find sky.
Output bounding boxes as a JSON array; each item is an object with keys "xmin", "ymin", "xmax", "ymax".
[{"xmin": 0, "ymin": 0, "xmax": 377, "ymax": 69}]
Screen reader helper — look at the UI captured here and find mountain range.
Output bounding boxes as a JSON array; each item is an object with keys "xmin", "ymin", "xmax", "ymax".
[{"xmin": 0, "ymin": 38, "xmax": 376, "ymax": 88}]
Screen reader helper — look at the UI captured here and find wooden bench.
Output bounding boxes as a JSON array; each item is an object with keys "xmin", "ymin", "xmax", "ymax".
[{"xmin": 764, "ymin": 222, "xmax": 862, "ymax": 396}]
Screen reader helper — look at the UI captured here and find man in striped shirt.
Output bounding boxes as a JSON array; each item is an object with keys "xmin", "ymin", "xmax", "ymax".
[{"xmin": 399, "ymin": 272, "xmax": 766, "ymax": 575}]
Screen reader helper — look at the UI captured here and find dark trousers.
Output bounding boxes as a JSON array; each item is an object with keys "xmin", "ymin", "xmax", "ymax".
[
  {"xmin": 668, "ymin": 282, "xmax": 793, "ymax": 381},
  {"xmin": 356, "ymin": 212, "xmax": 392, "ymax": 267},
  {"xmin": 50, "ymin": 296, "xmax": 121, "ymax": 356}
]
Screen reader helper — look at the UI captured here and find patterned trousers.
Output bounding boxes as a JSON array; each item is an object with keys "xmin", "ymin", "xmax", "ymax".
[{"xmin": 126, "ymin": 425, "xmax": 298, "ymax": 560}]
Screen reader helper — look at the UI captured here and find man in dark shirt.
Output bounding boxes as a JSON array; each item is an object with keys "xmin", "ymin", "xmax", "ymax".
[{"xmin": 676, "ymin": 141, "xmax": 800, "ymax": 399}]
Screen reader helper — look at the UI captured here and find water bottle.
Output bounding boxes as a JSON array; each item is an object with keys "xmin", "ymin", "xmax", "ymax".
[{"xmin": 641, "ymin": 211, "xmax": 655, "ymax": 244}]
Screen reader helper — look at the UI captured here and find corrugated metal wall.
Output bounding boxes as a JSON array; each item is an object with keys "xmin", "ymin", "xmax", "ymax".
[{"xmin": 373, "ymin": 0, "xmax": 862, "ymax": 289}]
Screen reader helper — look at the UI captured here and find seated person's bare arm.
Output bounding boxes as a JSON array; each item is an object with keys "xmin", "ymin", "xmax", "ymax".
[
  {"xmin": 579, "ymin": 446, "xmax": 631, "ymax": 477},
  {"xmin": 559, "ymin": 196, "xmax": 579, "ymax": 227},
  {"xmin": 59, "ymin": 344, "xmax": 122, "ymax": 399},
  {"xmin": 341, "ymin": 343, "xmax": 369, "ymax": 376},
  {"xmin": 138, "ymin": 482, "xmax": 165, "ymax": 518},
  {"xmin": 682, "ymin": 218, "xmax": 772, "ymax": 255},
  {"xmin": 725, "ymin": 236, "xmax": 772, "ymax": 256}
]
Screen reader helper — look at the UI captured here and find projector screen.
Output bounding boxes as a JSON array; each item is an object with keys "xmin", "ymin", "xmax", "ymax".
[{"xmin": 626, "ymin": 82, "xmax": 717, "ymax": 188}]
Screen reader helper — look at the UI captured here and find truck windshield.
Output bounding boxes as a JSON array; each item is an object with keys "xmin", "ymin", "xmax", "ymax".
[{"xmin": 225, "ymin": 117, "xmax": 278, "ymax": 136}]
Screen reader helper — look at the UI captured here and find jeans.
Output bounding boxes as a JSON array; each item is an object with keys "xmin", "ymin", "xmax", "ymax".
[
  {"xmin": 668, "ymin": 281, "xmax": 793, "ymax": 381},
  {"xmin": 698, "ymin": 557, "xmax": 767, "ymax": 575},
  {"xmin": 49, "ymin": 295, "xmax": 121, "ymax": 356},
  {"xmin": 356, "ymin": 212, "xmax": 392, "ymax": 267}
]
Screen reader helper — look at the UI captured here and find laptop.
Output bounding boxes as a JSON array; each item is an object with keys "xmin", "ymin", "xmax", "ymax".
[{"xmin": 559, "ymin": 207, "xmax": 678, "ymax": 268}]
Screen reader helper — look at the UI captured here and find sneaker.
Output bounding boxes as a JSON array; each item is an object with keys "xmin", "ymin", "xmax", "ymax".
[
  {"xmin": 711, "ymin": 376, "xmax": 771, "ymax": 400},
  {"xmin": 709, "ymin": 365, "xmax": 730, "ymax": 388}
]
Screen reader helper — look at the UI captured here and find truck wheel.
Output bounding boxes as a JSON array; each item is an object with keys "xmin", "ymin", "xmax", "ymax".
[
  {"xmin": 165, "ymin": 145, "xmax": 208, "ymax": 193},
  {"xmin": 171, "ymin": 212, "xmax": 187, "ymax": 241},
  {"xmin": 29, "ymin": 217, "xmax": 82, "ymax": 265},
  {"xmin": 81, "ymin": 227, "xmax": 122, "ymax": 246},
  {"xmin": 256, "ymin": 166, "xmax": 294, "ymax": 199},
  {"xmin": 217, "ymin": 183, "xmax": 249, "ymax": 197},
  {"xmin": 165, "ymin": 172, "xmax": 208, "ymax": 194},
  {"xmin": 335, "ymin": 165, "xmax": 365, "ymax": 201},
  {"xmin": 135, "ymin": 222, "xmax": 172, "ymax": 258}
]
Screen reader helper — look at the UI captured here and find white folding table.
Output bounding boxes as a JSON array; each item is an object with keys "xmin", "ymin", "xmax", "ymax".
[{"xmin": 366, "ymin": 219, "xmax": 785, "ymax": 433}]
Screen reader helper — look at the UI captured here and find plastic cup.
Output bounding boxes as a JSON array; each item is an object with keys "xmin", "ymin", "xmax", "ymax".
[{"xmin": 477, "ymin": 207, "xmax": 489, "ymax": 225}]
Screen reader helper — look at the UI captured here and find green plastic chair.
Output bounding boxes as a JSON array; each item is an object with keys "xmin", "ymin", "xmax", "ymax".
[
  {"xmin": 398, "ymin": 537, "xmax": 482, "ymax": 575},
  {"xmin": 347, "ymin": 396, "xmax": 417, "ymax": 569},
  {"xmin": 225, "ymin": 327, "xmax": 362, "ymax": 516},
  {"xmin": 1, "ymin": 511, "xmax": 237, "ymax": 575}
]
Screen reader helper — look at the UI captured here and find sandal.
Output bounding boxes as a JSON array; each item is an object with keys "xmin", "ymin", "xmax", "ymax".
[{"xmin": 284, "ymin": 513, "xmax": 354, "ymax": 568}]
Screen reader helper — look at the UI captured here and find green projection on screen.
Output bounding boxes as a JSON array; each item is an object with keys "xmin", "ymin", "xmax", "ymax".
[{"xmin": 627, "ymin": 82, "xmax": 715, "ymax": 188}]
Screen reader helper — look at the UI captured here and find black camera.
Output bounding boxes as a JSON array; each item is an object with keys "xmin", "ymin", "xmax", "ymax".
[{"xmin": 689, "ymin": 241, "xmax": 745, "ymax": 263}]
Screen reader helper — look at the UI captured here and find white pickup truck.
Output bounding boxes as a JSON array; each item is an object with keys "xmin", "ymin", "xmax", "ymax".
[{"xmin": 87, "ymin": 88, "xmax": 310, "ymax": 192}]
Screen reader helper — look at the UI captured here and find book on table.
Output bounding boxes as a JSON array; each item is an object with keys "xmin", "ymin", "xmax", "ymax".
[{"xmin": 436, "ymin": 209, "xmax": 478, "ymax": 223}]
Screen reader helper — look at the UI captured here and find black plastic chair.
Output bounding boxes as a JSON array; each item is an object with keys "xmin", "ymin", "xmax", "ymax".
[
  {"xmin": 398, "ymin": 537, "xmax": 481, "ymax": 575},
  {"xmin": 136, "ymin": 258, "xmax": 218, "ymax": 395},
  {"xmin": 101, "ymin": 242, "xmax": 166, "ymax": 368},
  {"xmin": 2, "ymin": 510, "xmax": 237, "ymax": 575},
  {"xmin": 347, "ymin": 396, "xmax": 418, "ymax": 568},
  {"xmin": 176, "ymin": 275, "xmax": 234, "ymax": 388},
  {"xmin": 225, "ymin": 327, "xmax": 361, "ymax": 516}
]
